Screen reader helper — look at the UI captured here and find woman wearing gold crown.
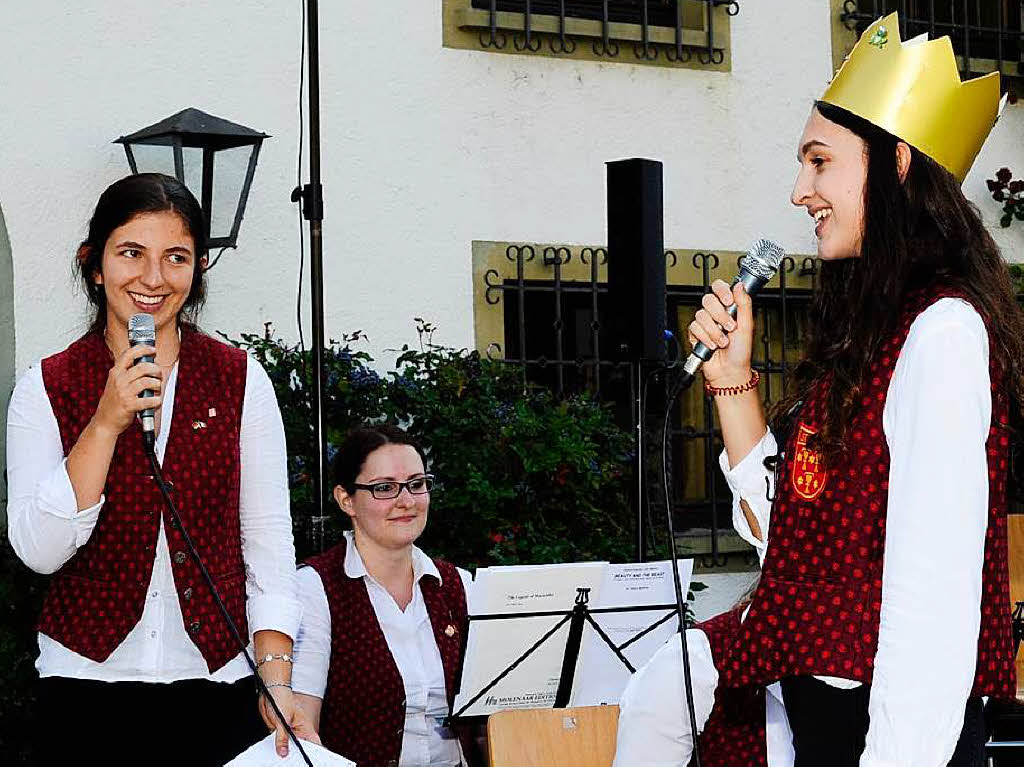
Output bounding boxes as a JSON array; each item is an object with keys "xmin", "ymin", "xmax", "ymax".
[{"xmin": 613, "ymin": 13, "xmax": 1024, "ymax": 767}]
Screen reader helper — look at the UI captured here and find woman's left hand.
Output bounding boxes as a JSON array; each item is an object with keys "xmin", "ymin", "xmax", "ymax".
[{"xmin": 259, "ymin": 685, "xmax": 321, "ymax": 757}]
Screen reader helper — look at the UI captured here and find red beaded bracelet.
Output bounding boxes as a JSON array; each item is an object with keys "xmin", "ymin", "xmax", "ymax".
[{"xmin": 704, "ymin": 369, "xmax": 760, "ymax": 397}]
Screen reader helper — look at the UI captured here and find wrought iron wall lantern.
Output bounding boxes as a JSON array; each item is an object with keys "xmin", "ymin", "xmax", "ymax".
[{"xmin": 115, "ymin": 108, "xmax": 269, "ymax": 257}]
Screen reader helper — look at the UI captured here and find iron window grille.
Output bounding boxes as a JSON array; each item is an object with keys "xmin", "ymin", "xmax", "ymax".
[
  {"xmin": 479, "ymin": 243, "xmax": 816, "ymax": 564},
  {"xmin": 462, "ymin": 0, "xmax": 740, "ymax": 65},
  {"xmin": 480, "ymin": 244, "xmax": 1024, "ymax": 562},
  {"xmin": 840, "ymin": 1, "xmax": 1024, "ymax": 78}
]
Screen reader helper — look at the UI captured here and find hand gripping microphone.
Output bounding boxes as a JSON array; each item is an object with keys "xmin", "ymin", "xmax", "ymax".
[
  {"xmin": 679, "ymin": 238, "xmax": 786, "ymax": 384},
  {"xmin": 128, "ymin": 313, "xmax": 157, "ymax": 453}
]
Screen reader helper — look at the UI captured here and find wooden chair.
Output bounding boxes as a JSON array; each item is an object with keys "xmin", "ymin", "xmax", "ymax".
[
  {"xmin": 1009, "ymin": 515, "xmax": 1024, "ymax": 695},
  {"xmin": 487, "ymin": 705, "xmax": 620, "ymax": 767}
]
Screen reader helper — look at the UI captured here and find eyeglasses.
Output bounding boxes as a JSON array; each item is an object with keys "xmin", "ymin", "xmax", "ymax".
[{"xmin": 352, "ymin": 474, "xmax": 436, "ymax": 500}]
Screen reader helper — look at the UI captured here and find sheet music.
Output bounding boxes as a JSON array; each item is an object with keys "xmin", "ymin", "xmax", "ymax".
[{"xmin": 571, "ymin": 559, "xmax": 693, "ymax": 706}]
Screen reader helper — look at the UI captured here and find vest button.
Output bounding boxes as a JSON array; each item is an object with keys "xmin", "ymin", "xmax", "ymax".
[
  {"xmin": 183, "ymin": 587, "xmax": 194, "ymax": 600},
  {"xmin": 173, "ymin": 551, "xmax": 187, "ymax": 565},
  {"xmin": 189, "ymin": 619, "xmax": 201, "ymax": 633}
]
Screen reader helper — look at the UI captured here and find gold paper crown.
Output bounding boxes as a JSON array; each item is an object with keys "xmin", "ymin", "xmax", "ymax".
[{"xmin": 822, "ymin": 12, "xmax": 1001, "ymax": 182}]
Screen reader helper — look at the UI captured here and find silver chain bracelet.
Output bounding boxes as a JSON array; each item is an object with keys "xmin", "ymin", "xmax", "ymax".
[{"xmin": 256, "ymin": 653, "xmax": 294, "ymax": 669}]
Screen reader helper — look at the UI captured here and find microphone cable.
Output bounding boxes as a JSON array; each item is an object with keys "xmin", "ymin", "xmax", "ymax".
[
  {"xmin": 144, "ymin": 442, "xmax": 316, "ymax": 766},
  {"xmin": 633, "ymin": 331, "xmax": 702, "ymax": 762},
  {"xmin": 637, "ymin": 243, "xmax": 784, "ymax": 760},
  {"xmin": 636, "ymin": 331, "xmax": 683, "ymax": 556},
  {"xmin": 660, "ymin": 365, "xmax": 703, "ymax": 766}
]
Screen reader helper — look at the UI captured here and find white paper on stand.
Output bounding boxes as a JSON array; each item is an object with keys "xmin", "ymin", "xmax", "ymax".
[
  {"xmin": 452, "ymin": 561, "xmax": 607, "ymax": 717},
  {"xmin": 225, "ymin": 734, "xmax": 355, "ymax": 767},
  {"xmin": 571, "ymin": 559, "xmax": 694, "ymax": 706}
]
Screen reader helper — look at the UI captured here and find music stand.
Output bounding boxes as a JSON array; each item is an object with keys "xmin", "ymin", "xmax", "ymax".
[{"xmin": 447, "ymin": 586, "xmax": 682, "ymax": 724}]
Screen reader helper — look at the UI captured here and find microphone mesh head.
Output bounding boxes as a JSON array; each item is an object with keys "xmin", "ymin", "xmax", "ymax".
[
  {"xmin": 742, "ymin": 239, "xmax": 785, "ymax": 281},
  {"xmin": 128, "ymin": 313, "xmax": 156, "ymax": 345}
]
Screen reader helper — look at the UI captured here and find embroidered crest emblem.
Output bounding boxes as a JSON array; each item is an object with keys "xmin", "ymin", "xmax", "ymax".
[{"xmin": 791, "ymin": 423, "xmax": 827, "ymax": 501}]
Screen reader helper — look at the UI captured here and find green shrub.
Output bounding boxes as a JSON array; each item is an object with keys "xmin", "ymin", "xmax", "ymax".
[{"xmin": 230, "ymin": 321, "xmax": 637, "ymax": 568}]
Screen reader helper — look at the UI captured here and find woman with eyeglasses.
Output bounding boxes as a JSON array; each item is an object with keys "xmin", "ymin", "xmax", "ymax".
[{"xmin": 290, "ymin": 425, "xmax": 479, "ymax": 767}]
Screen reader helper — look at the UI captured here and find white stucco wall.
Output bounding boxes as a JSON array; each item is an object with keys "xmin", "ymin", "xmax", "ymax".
[{"xmin": 2, "ymin": 1, "xmax": 1022, "ymax": 373}]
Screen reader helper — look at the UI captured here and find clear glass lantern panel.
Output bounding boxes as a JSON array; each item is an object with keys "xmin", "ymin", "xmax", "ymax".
[
  {"xmin": 210, "ymin": 145, "xmax": 253, "ymax": 241},
  {"xmin": 181, "ymin": 146, "xmax": 204, "ymax": 206},
  {"xmin": 128, "ymin": 143, "xmax": 177, "ymax": 179}
]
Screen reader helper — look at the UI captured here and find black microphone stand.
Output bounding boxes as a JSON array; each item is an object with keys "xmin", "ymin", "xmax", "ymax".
[{"xmin": 291, "ymin": 0, "xmax": 328, "ymax": 553}]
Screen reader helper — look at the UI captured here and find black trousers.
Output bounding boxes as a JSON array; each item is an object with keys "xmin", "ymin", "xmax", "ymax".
[
  {"xmin": 33, "ymin": 675, "xmax": 267, "ymax": 767},
  {"xmin": 780, "ymin": 676, "xmax": 987, "ymax": 767}
]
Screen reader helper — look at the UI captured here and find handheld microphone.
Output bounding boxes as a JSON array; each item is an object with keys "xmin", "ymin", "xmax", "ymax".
[
  {"xmin": 680, "ymin": 238, "xmax": 785, "ymax": 381},
  {"xmin": 128, "ymin": 313, "xmax": 157, "ymax": 452}
]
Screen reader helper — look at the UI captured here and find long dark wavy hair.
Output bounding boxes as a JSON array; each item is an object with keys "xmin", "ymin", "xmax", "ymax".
[
  {"xmin": 76, "ymin": 173, "xmax": 208, "ymax": 333},
  {"xmin": 772, "ymin": 101, "xmax": 1024, "ymax": 461}
]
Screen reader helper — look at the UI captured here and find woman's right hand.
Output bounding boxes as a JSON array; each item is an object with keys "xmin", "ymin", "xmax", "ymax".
[
  {"xmin": 687, "ymin": 280, "xmax": 755, "ymax": 386},
  {"xmin": 91, "ymin": 344, "xmax": 163, "ymax": 437}
]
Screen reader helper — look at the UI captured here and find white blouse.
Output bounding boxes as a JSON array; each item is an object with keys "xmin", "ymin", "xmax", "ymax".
[
  {"xmin": 292, "ymin": 531, "xmax": 473, "ymax": 767},
  {"xmin": 613, "ymin": 297, "xmax": 993, "ymax": 766},
  {"xmin": 6, "ymin": 353, "xmax": 301, "ymax": 683}
]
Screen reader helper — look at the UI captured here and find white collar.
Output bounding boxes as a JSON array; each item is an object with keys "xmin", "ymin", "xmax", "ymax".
[{"xmin": 342, "ymin": 530, "xmax": 442, "ymax": 585}]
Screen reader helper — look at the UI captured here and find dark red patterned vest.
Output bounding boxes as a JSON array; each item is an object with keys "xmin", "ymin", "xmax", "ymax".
[
  {"xmin": 38, "ymin": 329, "xmax": 249, "ymax": 673},
  {"xmin": 719, "ymin": 288, "xmax": 1016, "ymax": 699},
  {"xmin": 306, "ymin": 538, "xmax": 472, "ymax": 767}
]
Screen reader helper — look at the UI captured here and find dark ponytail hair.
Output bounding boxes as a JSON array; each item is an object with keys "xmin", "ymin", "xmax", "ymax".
[
  {"xmin": 774, "ymin": 101, "xmax": 1024, "ymax": 459},
  {"xmin": 76, "ymin": 173, "xmax": 207, "ymax": 332}
]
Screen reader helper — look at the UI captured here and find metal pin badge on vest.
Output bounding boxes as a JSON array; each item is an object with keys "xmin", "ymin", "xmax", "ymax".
[
  {"xmin": 208, "ymin": 407, "xmax": 217, "ymax": 418},
  {"xmin": 444, "ymin": 624, "xmax": 457, "ymax": 638},
  {"xmin": 192, "ymin": 420, "xmax": 207, "ymax": 431}
]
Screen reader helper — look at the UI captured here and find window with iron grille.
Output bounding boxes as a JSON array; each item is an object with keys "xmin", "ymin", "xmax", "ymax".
[
  {"xmin": 840, "ymin": 1, "xmax": 1024, "ymax": 78},
  {"xmin": 475, "ymin": 241, "xmax": 1024, "ymax": 560},
  {"xmin": 473, "ymin": 240, "xmax": 816, "ymax": 561},
  {"xmin": 444, "ymin": 0, "xmax": 739, "ymax": 69}
]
